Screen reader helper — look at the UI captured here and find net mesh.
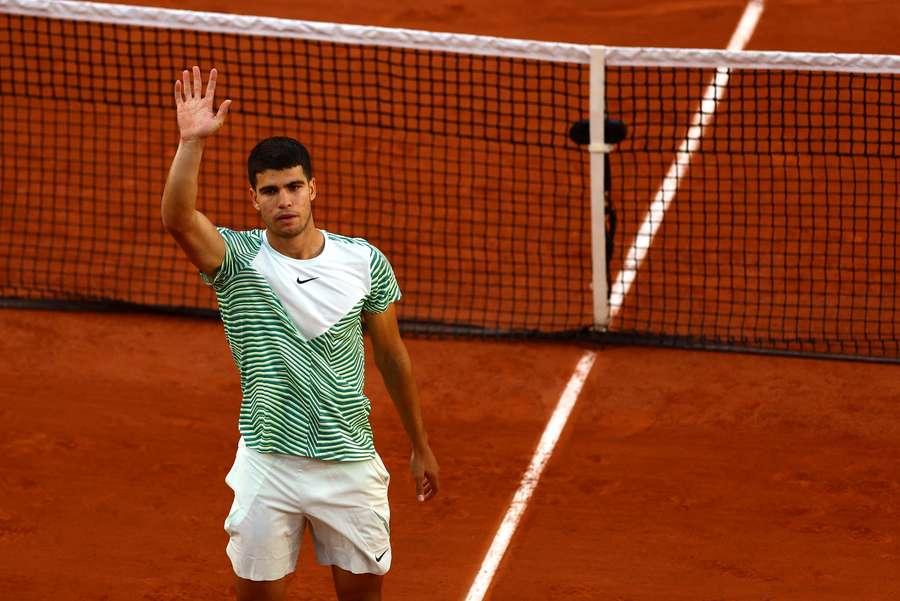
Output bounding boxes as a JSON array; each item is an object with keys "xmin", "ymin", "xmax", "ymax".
[
  {"xmin": 0, "ymin": 4, "xmax": 898, "ymax": 361},
  {"xmin": 0, "ymin": 11, "xmax": 592, "ymax": 335},
  {"xmin": 606, "ymin": 66, "xmax": 899, "ymax": 359}
]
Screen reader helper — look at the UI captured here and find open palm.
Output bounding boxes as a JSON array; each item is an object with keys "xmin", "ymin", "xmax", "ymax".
[{"xmin": 174, "ymin": 66, "xmax": 231, "ymax": 141}]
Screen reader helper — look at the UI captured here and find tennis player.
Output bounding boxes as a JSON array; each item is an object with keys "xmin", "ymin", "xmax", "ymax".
[{"xmin": 161, "ymin": 66, "xmax": 439, "ymax": 601}]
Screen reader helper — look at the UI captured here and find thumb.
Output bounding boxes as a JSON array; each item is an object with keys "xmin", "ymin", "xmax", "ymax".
[
  {"xmin": 215, "ymin": 99, "xmax": 232, "ymax": 124},
  {"xmin": 415, "ymin": 476, "xmax": 425, "ymax": 503}
]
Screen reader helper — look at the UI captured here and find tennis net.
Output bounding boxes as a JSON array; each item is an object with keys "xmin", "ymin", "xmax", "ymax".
[
  {"xmin": 603, "ymin": 51, "xmax": 899, "ymax": 361},
  {"xmin": 0, "ymin": 0, "xmax": 897, "ymax": 362},
  {"xmin": 0, "ymin": 0, "xmax": 592, "ymax": 336}
]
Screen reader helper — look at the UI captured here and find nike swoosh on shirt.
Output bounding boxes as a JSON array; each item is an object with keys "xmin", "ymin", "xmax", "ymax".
[
  {"xmin": 296, "ymin": 276, "xmax": 319, "ymax": 284},
  {"xmin": 375, "ymin": 549, "xmax": 389, "ymax": 562}
]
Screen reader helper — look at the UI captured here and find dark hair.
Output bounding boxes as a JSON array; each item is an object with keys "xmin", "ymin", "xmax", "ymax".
[{"xmin": 247, "ymin": 137, "xmax": 313, "ymax": 188}]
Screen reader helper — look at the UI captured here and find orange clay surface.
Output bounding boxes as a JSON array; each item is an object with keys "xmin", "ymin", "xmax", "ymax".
[
  {"xmin": 2, "ymin": 1, "xmax": 900, "ymax": 600},
  {"xmin": 1, "ymin": 309, "xmax": 899, "ymax": 600}
]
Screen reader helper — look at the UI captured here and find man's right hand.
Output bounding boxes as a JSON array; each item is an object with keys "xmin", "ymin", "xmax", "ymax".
[
  {"xmin": 174, "ymin": 66, "xmax": 231, "ymax": 142},
  {"xmin": 162, "ymin": 65, "xmax": 228, "ymax": 276}
]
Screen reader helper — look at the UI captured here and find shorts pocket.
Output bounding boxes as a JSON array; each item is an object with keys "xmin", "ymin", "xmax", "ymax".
[
  {"xmin": 224, "ymin": 446, "xmax": 269, "ymax": 534},
  {"xmin": 349, "ymin": 504, "xmax": 391, "ymax": 556},
  {"xmin": 371, "ymin": 453, "xmax": 390, "ymax": 487}
]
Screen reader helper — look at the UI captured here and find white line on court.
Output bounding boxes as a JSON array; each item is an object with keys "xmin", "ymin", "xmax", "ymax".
[
  {"xmin": 463, "ymin": 4, "xmax": 764, "ymax": 599},
  {"xmin": 463, "ymin": 351, "xmax": 597, "ymax": 601},
  {"xmin": 608, "ymin": 0, "xmax": 765, "ymax": 320}
]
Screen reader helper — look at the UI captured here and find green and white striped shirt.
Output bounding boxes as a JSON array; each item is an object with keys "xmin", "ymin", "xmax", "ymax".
[{"xmin": 202, "ymin": 228, "xmax": 401, "ymax": 461}]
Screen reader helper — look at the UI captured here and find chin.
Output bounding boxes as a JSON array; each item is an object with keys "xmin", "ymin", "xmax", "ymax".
[{"xmin": 272, "ymin": 222, "xmax": 305, "ymax": 237}]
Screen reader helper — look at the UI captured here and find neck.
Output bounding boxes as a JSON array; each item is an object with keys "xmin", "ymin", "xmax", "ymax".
[{"xmin": 266, "ymin": 217, "xmax": 325, "ymax": 260}]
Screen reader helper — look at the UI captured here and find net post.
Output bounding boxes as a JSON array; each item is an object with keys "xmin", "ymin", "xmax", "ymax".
[{"xmin": 589, "ymin": 46, "xmax": 612, "ymax": 331}]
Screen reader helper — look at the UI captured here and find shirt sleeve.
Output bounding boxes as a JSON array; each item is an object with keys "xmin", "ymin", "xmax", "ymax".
[
  {"xmin": 199, "ymin": 227, "xmax": 260, "ymax": 288},
  {"xmin": 363, "ymin": 245, "xmax": 402, "ymax": 313}
]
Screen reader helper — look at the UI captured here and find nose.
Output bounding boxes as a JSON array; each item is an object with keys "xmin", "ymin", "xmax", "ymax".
[{"xmin": 277, "ymin": 189, "xmax": 293, "ymax": 207}]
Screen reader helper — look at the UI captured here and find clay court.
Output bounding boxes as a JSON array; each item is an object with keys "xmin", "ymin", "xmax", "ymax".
[{"xmin": 1, "ymin": 0, "xmax": 899, "ymax": 600}]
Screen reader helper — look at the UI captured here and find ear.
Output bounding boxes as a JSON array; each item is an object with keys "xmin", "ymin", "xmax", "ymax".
[
  {"xmin": 249, "ymin": 187, "xmax": 260, "ymax": 211},
  {"xmin": 309, "ymin": 177, "xmax": 317, "ymax": 202}
]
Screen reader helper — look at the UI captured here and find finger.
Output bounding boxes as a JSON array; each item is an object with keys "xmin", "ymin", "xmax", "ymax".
[
  {"xmin": 181, "ymin": 70, "xmax": 191, "ymax": 99},
  {"xmin": 174, "ymin": 80, "xmax": 183, "ymax": 106},
  {"xmin": 415, "ymin": 476, "xmax": 425, "ymax": 502},
  {"xmin": 419, "ymin": 473, "xmax": 438, "ymax": 500},
  {"xmin": 205, "ymin": 67, "xmax": 217, "ymax": 101},
  {"xmin": 192, "ymin": 65, "xmax": 202, "ymax": 99},
  {"xmin": 214, "ymin": 98, "xmax": 231, "ymax": 124},
  {"xmin": 427, "ymin": 470, "xmax": 440, "ymax": 493},
  {"xmin": 421, "ymin": 482, "xmax": 435, "ymax": 501}
]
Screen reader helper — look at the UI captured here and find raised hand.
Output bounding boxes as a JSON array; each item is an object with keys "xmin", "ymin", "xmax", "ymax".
[{"xmin": 174, "ymin": 66, "xmax": 231, "ymax": 142}]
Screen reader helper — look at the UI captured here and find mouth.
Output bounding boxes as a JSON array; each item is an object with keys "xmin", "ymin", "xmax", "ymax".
[{"xmin": 276, "ymin": 213, "xmax": 299, "ymax": 223}]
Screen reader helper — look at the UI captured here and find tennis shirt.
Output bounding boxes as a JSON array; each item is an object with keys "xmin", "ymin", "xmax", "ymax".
[{"xmin": 202, "ymin": 228, "xmax": 401, "ymax": 461}]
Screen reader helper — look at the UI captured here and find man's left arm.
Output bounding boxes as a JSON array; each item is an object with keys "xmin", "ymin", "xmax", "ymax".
[{"xmin": 365, "ymin": 305, "xmax": 439, "ymax": 502}]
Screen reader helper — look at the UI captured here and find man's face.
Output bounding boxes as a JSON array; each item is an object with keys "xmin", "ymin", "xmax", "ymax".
[{"xmin": 249, "ymin": 166, "xmax": 316, "ymax": 237}]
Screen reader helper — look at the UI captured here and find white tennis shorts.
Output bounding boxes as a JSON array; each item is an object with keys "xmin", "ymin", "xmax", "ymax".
[{"xmin": 224, "ymin": 437, "xmax": 392, "ymax": 581}]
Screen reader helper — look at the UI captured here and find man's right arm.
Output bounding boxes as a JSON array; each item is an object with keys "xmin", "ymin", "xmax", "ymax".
[
  {"xmin": 160, "ymin": 66, "xmax": 231, "ymax": 279},
  {"xmin": 161, "ymin": 138, "xmax": 225, "ymax": 278}
]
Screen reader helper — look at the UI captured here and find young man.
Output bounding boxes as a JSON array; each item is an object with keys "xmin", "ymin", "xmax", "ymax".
[{"xmin": 161, "ymin": 66, "xmax": 439, "ymax": 601}]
